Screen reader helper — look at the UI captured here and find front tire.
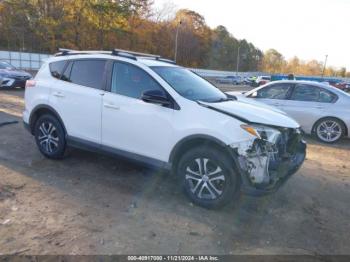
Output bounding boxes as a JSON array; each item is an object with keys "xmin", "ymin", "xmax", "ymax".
[
  {"xmin": 314, "ymin": 117, "xmax": 345, "ymax": 143},
  {"xmin": 177, "ymin": 146, "xmax": 240, "ymax": 209},
  {"xmin": 34, "ymin": 114, "xmax": 66, "ymax": 159}
]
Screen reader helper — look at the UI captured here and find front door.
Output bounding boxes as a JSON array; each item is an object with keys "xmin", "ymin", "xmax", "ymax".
[
  {"xmin": 101, "ymin": 61, "xmax": 175, "ymax": 162},
  {"xmin": 249, "ymin": 82, "xmax": 294, "ymax": 110}
]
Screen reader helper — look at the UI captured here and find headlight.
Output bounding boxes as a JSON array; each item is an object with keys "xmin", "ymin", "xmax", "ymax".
[{"xmin": 241, "ymin": 124, "xmax": 281, "ymax": 143}]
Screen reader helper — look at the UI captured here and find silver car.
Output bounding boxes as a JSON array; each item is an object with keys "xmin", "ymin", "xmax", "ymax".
[{"xmin": 230, "ymin": 80, "xmax": 350, "ymax": 143}]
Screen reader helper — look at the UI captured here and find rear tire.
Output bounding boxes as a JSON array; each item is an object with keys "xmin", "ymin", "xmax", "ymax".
[
  {"xmin": 34, "ymin": 114, "xmax": 66, "ymax": 159},
  {"xmin": 314, "ymin": 117, "xmax": 345, "ymax": 143},
  {"xmin": 176, "ymin": 146, "xmax": 240, "ymax": 209}
]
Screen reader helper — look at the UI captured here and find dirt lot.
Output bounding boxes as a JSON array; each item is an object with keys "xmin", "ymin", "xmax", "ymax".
[{"xmin": 0, "ymin": 89, "xmax": 349, "ymax": 255}]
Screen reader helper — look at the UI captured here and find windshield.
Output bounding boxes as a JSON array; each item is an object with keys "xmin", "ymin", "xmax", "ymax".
[
  {"xmin": 151, "ymin": 66, "xmax": 227, "ymax": 102},
  {"xmin": 0, "ymin": 61, "xmax": 15, "ymax": 70}
]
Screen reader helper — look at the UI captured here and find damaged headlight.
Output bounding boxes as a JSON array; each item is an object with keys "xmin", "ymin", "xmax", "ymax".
[{"xmin": 241, "ymin": 124, "xmax": 281, "ymax": 144}]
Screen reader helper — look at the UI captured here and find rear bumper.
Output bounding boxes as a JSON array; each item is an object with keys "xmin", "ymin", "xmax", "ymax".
[{"xmin": 240, "ymin": 140, "xmax": 306, "ymax": 196}]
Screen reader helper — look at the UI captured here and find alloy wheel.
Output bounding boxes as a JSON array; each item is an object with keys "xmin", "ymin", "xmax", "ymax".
[
  {"xmin": 38, "ymin": 121, "xmax": 60, "ymax": 153},
  {"xmin": 316, "ymin": 120, "xmax": 342, "ymax": 143},
  {"xmin": 185, "ymin": 158, "xmax": 226, "ymax": 200}
]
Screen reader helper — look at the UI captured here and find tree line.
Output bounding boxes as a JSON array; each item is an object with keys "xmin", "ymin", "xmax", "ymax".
[
  {"xmin": 0, "ymin": 0, "xmax": 348, "ymax": 77},
  {"xmin": 261, "ymin": 49, "xmax": 349, "ymax": 78}
]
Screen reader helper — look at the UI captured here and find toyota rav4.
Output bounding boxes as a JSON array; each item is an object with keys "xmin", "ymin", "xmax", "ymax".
[{"xmin": 23, "ymin": 49, "xmax": 306, "ymax": 208}]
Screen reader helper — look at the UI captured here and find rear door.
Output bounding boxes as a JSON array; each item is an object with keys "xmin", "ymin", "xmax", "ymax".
[
  {"xmin": 49, "ymin": 59, "xmax": 107, "ymax": 143},
  {"xmin": 280, "ymin": 84, "xmax": 336, "ymax": 132}
]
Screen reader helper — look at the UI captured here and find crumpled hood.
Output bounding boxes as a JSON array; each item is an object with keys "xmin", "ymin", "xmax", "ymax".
[{"xmin": 200, "ymin": 100, "xmax": 300, "ymax": 128}]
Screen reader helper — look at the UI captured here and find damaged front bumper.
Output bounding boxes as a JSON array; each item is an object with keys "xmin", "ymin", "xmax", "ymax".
[{"xmin": 231, "ymin": 127, "xmax": 306, "ymax": 196}]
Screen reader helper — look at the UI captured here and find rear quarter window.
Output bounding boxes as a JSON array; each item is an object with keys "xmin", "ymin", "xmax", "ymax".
[
  {"xmin": 49, "ymin": 61, "xmax": 66, "ymax": 79},
  {"xmin": 319, "ymin": 89, "xmax": 337, "ymax": 103}
]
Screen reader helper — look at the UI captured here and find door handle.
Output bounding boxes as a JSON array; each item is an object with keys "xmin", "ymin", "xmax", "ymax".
[
  {"xmin": 104, "ymin": 103, "xmax": 120, "ymax": 110},
  {"xmin": 53, "ymin": 92, "xmax": 65, "ymax": 98},
  {"xmin": 316, "ymin": 106, "xmax": 324, "ymax": 109}
]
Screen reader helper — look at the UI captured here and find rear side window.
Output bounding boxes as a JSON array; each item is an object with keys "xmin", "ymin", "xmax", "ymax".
[
  {"xmin": 111, "ymin": 62, "xmax": 163, "ymax": 99},
  {"xmin": 49, "ymin": 61, "xmax": 66, "ymax": 79},
  {"xmin": 291, "ymin": 85, "xmax": 319, "ymax": 102},
  {"xmin": 69, "ymin": 60, "xmax": 106, "ymax": 89},
  {"xmin": 291, "ymin": 84, "xmax": 336, "ymax": 103}
]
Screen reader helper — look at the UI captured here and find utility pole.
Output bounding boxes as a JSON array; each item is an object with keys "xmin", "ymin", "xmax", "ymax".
[
  {"xmin": 236, "ymin": 43, "xmax": 240, "ymax": 76},
  {"xmin": 322, "ymin": 54, "xmax": 328, "ymax": 78},
  {"xmin": 174, "ymin": 20, "xmax": 182, "ymax": 62}
]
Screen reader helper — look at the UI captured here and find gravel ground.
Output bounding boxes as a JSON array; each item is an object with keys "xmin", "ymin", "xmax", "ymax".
[{"xmin": 0, "ymin": 89, "xmax": 349, "ymax": 255}]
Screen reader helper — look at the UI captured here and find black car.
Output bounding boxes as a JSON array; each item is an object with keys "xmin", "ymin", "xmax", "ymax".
[{"xmin": 0, "ymin": 61, "xmax": 32, "ymax": 88}]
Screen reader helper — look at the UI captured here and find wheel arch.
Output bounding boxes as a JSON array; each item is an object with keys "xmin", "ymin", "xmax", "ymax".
[
  {"xmin": 169, "ymin": 135, "xmax": 237, "ymax": 173},
  {"xmin": 312, "ymin": 116, "xmax": 348, "ymax": 136},
  {"xmin": 29, "ymin": 105, "xmax": 67, "ymax": 135}
]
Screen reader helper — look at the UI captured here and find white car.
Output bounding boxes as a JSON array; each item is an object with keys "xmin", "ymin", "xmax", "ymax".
[
  {"xmin": 255, "ymin": 76, "xmax": 271, "ymax": 86},
  {"xmin": 23, "ymin": 49, "xmax": 306, "ymax": 208},
  {"xmin": 230, "ymin": 80, "xmax": 350, "ymax": 143}
]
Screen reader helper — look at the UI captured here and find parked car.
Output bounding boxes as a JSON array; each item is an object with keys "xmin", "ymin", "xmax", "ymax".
[
  {"xmin": 229, "ymin": 80, "xmax": 350, "ymax": 143},
  {"xmin": 23, "ymin": 49, "xmax": 306, "ymax": 208},
  {"xmin": 215, "ymin": 75, "xmax": 240, "ymax": 85},
  {"xmin": 254, "ymin": 76, "xmax": 271, "ymax": 87},
  {"xmin": 243, "ymin": 76, "xmax": 256, "ymax": 86},
  {"xmin": 333, "ymin": 81, "xmax": 350, "ymax": 92},
  {"xmin": 0, "ymin": 61, "xmax": 32, "ymax": 88}
]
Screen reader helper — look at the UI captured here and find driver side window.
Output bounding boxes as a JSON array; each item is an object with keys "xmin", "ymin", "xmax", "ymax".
[
  {"xmin": 256, "ymin": 83, "xmax": 293, "ymax": 99},
  {"xmin": 111, "ymin": 62, "xmax": 163, "ymax": 99}
]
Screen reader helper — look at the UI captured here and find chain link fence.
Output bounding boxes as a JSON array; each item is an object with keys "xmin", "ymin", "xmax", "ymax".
[{"xmin": 0, "ymin": 50, "xmax": 51, "ymax": 71}]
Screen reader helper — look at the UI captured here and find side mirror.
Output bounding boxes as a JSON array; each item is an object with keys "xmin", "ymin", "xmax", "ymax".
[{"xmin": 141, "ymin": 89, "xmax": 171, "ymax": 106}]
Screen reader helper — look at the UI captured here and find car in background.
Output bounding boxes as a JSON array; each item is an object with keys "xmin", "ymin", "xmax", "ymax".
[
  {"xmin": 215, "ymin": 75, "xmax": 240, "ymax": 85},
  {"xmin": 243, "ymin": 76, "xmax": 256, "ymax": 85},
  {"xmin": 254, "ymin": 76, "xmax": 271, "ymax": 87},
  {"xmin": 333, "ymin": 81, "xmax": 350, "ymax": 92},
  {"xmin": 229, "ymin": 80, "xmax": 350, "ymax": 143},
  {"xmin": 0, "ymin": 61, "xmax": 32, "ymax": 89}
]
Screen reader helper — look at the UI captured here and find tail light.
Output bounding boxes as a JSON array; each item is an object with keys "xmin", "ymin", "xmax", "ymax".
[{"xmin": 25, "ymin": 80, "xmax": 36, "ymax": 88}]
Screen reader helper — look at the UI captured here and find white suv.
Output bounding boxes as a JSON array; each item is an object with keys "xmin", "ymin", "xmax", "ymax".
[{"xmin": 23, "ymin": 49, "xmax": 306, "ymax": 208}]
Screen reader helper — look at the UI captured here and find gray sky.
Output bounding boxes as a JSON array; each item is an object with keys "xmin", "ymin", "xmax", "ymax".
[{"xmin": 153, "ymin": 0, "xmax": 350, "ymax": 69}]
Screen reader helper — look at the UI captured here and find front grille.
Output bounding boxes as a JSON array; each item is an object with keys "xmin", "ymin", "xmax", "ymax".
[{"xmin": 13, "ymin": 76, "xmax": 30, "ymax": 80}]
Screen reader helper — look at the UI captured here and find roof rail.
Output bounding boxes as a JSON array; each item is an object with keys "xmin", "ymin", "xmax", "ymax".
[
  {"xmin": 55, "ymin": 48, "xmax": 112, "ymax": 57},
  {"xmin": 140, "ymin": 56, "xmax": 176, "ymax": 65},
  {"xmin": 112, "ymin": 49, "xmax": 176, "ymax": 64},
  {"xmin": 55, "ymin": 48, "xmax": 176, "ymax": 64},
  {"xmin": 57, "ymin": 48, "xmax": 74, "ymax": 56},
  {"xmin": 112, "ymin": 49, "xmax": 161, "ymax": 59}
]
